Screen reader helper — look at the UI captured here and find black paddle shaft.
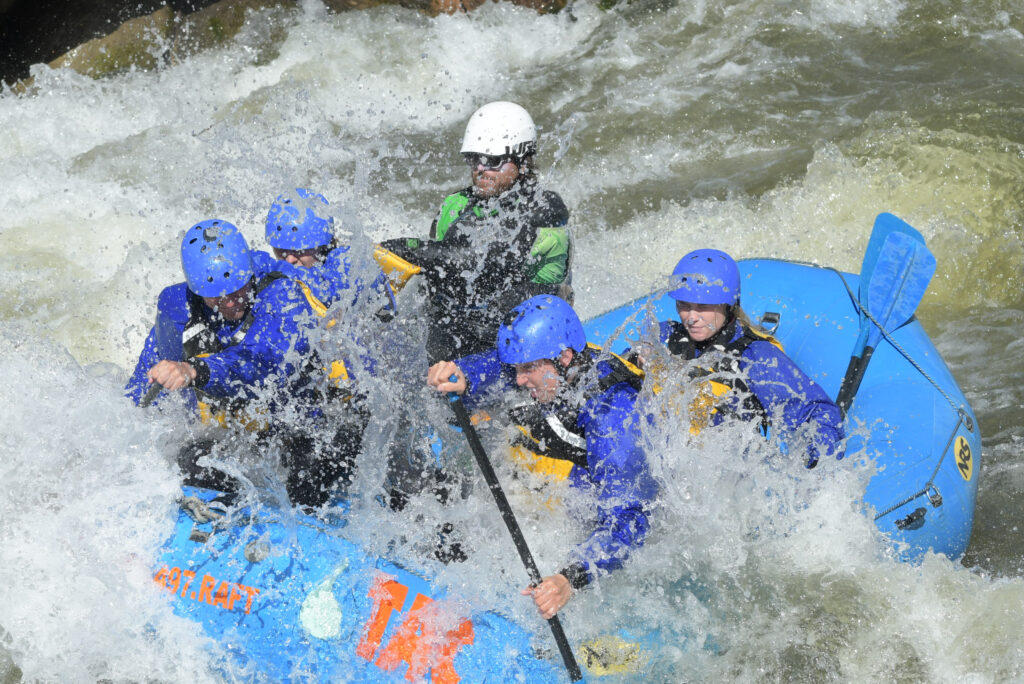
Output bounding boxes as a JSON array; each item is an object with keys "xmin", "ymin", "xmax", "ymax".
[
  {"xmin": 835, "ymin": 346, "xmax": 876, "ymax": 417},
  {"xmin": 139, "ymin": 382, "xmax": 164, "ymax": 408},
  {"xmin": 448, "ymin": 395, "xmax": 584, "ymax": 682}
]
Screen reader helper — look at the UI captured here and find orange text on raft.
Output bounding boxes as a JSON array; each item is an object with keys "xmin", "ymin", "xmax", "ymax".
[
  {"xmin": 154, "ymin": 565, "xmax": 260, "ymax": 614},
  {"xmin": 357, "ymin": 575, "xmax": 475, "ymax": 684}
]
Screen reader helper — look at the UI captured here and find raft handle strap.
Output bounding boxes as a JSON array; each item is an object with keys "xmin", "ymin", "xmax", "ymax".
[
  {"xmin": 873, "ymin": 411, "xmax": 966, "ymax": 520},
  {"xmin": 179, "ymin": 495, "xmax": 227, "ymax": 524},
  {"xmin": 958, "ymin": 407, "xmax": 974, "ymax": 433},
  {"xmin": 758, "ymin": 311, "xmax": 780, "ymax": 335}
]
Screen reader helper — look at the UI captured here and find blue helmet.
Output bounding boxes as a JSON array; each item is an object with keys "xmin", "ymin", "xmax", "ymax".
[
  {"xmin": 668, "ymin": 249, "xmax": 741, "ymax": 306},
  {"xmin": 180, "ymin": 219, "xmax": 254, "ymax": 297},
  {"xmin": 265, "ymin": 188, "xmax": 334, "ymax": 250},
  {"xmin": 497, "ymin": 295, "xmax": 586, "ymax": 364}
]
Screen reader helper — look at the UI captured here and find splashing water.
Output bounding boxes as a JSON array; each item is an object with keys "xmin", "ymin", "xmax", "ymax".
[{"xmin": 2, "ymin": 0, "xmax": 1023, "ymax": 681}]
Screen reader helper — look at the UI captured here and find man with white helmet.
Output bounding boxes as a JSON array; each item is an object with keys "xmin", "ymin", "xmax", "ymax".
[{"xmin": 382, "ymin": 101, "xmax": 573, "ymax": 363}]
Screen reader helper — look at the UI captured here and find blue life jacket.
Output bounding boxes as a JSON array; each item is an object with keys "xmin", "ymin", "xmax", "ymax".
[
  {"xmin": 456, "ymin": 346, "xmax": 658, "ymax": 589},
  {"xmin": 658, "ymin": 319, "xmax": 845, "ymax": 467},
  {"xmin": 125, "ymin": 262, "xmax": 319, "ymax": 423}
]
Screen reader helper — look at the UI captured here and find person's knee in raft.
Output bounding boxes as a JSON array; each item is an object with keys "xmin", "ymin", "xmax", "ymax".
[
  {"xmin": 264, "ymin": 187, "xmax": 394, "ymax": 314},
  {"xmin": 658, "ymin": 248, "xmax": 846, "ymax": 467},
  {"xmin": 381, "ymin": 101, "xmax": 574, "ymax": 362},
  {"xmin": 428, "ymin": 295, "xmax": 657, "ymax": 618}
]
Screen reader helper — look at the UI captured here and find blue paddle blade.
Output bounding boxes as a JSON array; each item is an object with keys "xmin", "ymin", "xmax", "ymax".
[
  {"xmin": 864, "ymin": 230, "xmax": 936, "ymax": 349},
  {"xmin": 859, "ymin": 213, "xmax": 925, "ymax": 312},
  {"xmin": 837, "ymin": 214, "xmax": 933, "ymax": 415},
  {"xmin": 850, "ymin": 213, "xmax": 927, "ymax": 352}
]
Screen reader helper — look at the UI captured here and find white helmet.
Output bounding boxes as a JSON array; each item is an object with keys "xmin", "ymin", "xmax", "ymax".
[{"xmin": 460, "ymin": 101, "xmax": 537, "ymax": 158}]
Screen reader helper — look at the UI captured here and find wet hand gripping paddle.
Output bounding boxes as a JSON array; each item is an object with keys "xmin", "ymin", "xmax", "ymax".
[
  {"xmin": 835, "ymin": 214, "xmax": 936, "ymax": 416},
  {"xmin": 140, "ymin": 310, "xmax": 186, "ymax": 408},
  {"xmin": 445, "ymin": 378, "xmax": 583, "ymax": 682}
]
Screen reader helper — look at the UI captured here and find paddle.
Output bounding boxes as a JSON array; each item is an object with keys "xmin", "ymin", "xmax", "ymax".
[
  {"xmin": 835, "ymin": 228, "xmax": 936, "ymax": 416},
  {"xmin": 139, "ymin": 310, "xmax": 186, "ymax": 408},
  {"xmin": 846, "ymin": 212, "xmax": 927, "ymax": 355},
  {"xmin": 140, "ymin": 382, "xmax": 164, "ymax": 408},
  {"xmin": 446, "ymin": 386, "xmax": 584, "ymax": 682}
]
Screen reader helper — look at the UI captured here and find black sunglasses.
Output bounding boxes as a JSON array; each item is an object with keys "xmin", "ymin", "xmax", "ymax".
[{"xmin": 463, "ymin": 153, "xmax": 513, "ymax": 170}]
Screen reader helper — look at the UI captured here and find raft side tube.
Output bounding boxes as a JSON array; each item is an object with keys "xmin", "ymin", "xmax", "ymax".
[{"xmin": 155, "ymin": 487, "xmax": 561, "ymax": 682}]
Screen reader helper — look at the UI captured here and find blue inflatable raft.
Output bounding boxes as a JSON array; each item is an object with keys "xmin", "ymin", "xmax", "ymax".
[
  {"xmin": 155, "ymin": 487, "xmax": 564, "ymax": 682},
  {"xmin": 153, "ymin": 214, "xmax": 980, "ymax": 681}
]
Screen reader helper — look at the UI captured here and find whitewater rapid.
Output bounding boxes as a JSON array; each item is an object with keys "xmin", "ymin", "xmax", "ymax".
[{"xmin": 2, "ymin": 0, "xmax": 1023, "ymax": 680}]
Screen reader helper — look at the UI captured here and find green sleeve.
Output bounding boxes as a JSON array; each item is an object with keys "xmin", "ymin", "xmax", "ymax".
[
  {"xmin": 432, "ymin": 192, "xmax": 472, "ymax": 241},
  {"xmin": 530, "ymin": 227, "xmax": 571, "ymax": 284}
]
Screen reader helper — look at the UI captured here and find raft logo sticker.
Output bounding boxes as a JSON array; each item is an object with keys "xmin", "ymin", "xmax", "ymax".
[
  {"xmin": 299, "ymin": 561, "xmax": 348, "ymax": 640},
  {"xmin": 954, "ymin": 436, "xmax": 973, "ymax": 481},
  {"xmin": 154, "ymin": 565, "xmax": 260, "ymax": 614},
  {"xmin": 357, "ymin": 575, "xmax": 474, "ymax": 684}
]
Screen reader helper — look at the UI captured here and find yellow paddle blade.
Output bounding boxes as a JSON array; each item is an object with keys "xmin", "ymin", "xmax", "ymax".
[
  {"xmin": 373, "ymin": 246, "xmax": 422, "ymax": 295},
  {"xmin": 579, "ymin": 634, "xmax": 647, "ymax": 676}
]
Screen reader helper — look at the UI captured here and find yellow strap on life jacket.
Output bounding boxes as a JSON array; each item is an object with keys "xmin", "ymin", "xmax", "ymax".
[
  {"xmin": 688, "ymin": 379, "xmax": 732, "ymax": 436},
  {"xmin": 192, "ymin": 354, "xmax": 271, "ymax": 432},
  {"xmin": 745, "ymin": 324, "xmax": 785, "ymax": 352},
  {"xmin": 196, "ymin": 400, "xmax": 271, "ymax": 433},
  {"xmin": 327, "ymin": 361, "xmax": 350, "ymax": 382},
  {"xmin": 584, "ymin": 342, "xmax": 645, "ymax": 380},
  {"xmin": 373, "ymin": 246, "xmax": 422, "ymax": 295},
  {"xmin": 509, "ymin": 426, "xmax": 575, "ymax": 481},
  {"xmin": 585, "ymin": 341, "xmax": 664, "ymax": 395},
  {"xmin": 294, "ymin": 278, "xmax": 352, "ymax": 387},
  {"xmin": 295, "ymin": 280, "xmax": 328, "ymax": 318},
  {"xmin": 508, "ymin": 443, "xmax": 570, "ymax": 512}
]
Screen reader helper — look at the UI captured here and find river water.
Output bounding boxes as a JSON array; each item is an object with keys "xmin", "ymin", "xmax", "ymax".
[{"xmin": 1, "ymin": 0, "xmax": 1022, "ymax": 681}]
